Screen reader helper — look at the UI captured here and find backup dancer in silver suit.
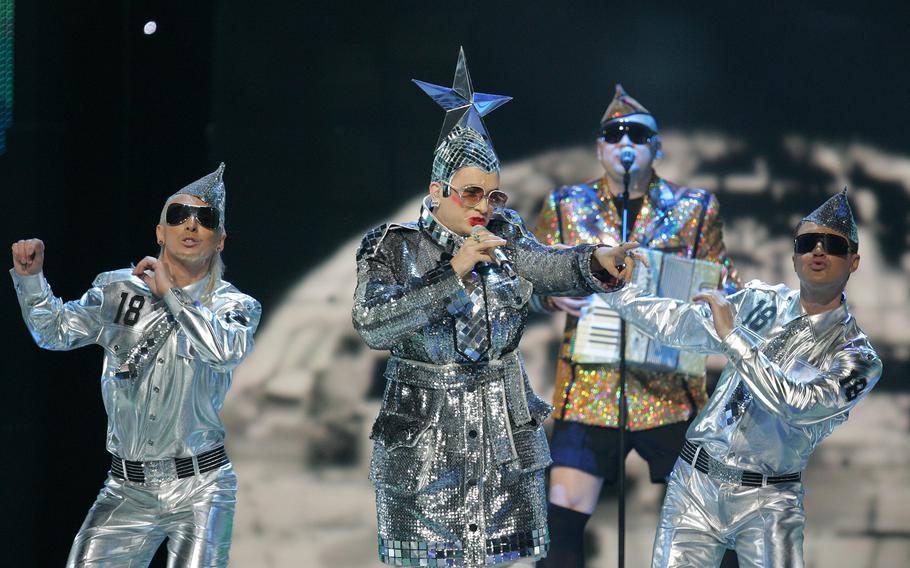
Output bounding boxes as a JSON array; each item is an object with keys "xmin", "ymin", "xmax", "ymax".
[
  {"xmin": 11, "ymin": 164, "xmax": 261, "ymax": 567},
  {"xmin": 602, "ymin": 189, "xmax": 881, "ymax": 567},
  {"xmin": 352, "ymin": 48, "xmax": 640, "ymax": 567}
]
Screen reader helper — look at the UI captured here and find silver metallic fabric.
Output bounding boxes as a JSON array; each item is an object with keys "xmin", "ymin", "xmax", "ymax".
[
  {"xmin": 800, "ymin": 186, "xmax": 859, "ymax": 244},
  {"xmin": 66, "ymin": 465, "xmax": 237, "ymax": 567},
  {"xmin": 604, "ymin": 279, "xmax": 882, "ymax": 566},
  {"xmin": 12, "ymin": 268, "xmax": 261, "ymax": 566},
  {"xmin": 653, "ymin": 459, "xmax": 805, "ymax": 567},
  {"xmin": 353, "ymin": 198, "xmax": 623, "ymax": 567}
]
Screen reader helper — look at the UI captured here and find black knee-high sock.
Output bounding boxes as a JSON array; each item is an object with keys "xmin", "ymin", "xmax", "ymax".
[{"xmin": 537, "ymin": 503, "xmax": 591, "ymax": 568}]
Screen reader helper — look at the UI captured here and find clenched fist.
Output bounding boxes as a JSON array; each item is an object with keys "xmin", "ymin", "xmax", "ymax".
[{"xmin": 11, "ymin": 238, "xmax": 45, "ymax": 276}]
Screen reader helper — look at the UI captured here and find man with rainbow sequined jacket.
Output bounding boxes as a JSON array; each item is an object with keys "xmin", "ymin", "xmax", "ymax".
[
  {"xmin": 352, "ymin": 50, "xmax": 640, "ymax": 568},
  {"xmin": 531, "ymin": 85, "xmax": 740, "ymax": 567},
  {"xmin": 603, "ymin": 189, "xmax": 881, "ymax": 567},
  {"xmin": 11, "ymin": 164, "xmax": 260, "ymax": 567}
]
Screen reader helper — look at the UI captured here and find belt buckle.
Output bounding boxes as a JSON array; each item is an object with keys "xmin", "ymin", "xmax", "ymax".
[
  {"xmin": 706, "ymin": 456, "xmax": 743, "ymax": 485},
  {"xmin": 143, "ymin": 457, "xmax": 178, "ymax": 485}
]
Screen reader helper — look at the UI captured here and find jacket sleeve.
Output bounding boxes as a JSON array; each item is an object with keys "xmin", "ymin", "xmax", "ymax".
[
  {"xmin": 11, "ymin": 269, "xmax": 104, "ymax": 351},
  {"xmin": 352, "ymin": 228, "xmax": 473, "ymax": 351},
  {"xmin": 164, "ymin": 287, "xmax": 261, "ymax": 372},
  {"xmin": 502, "ymin": 209, "xmax": 623, "ymax": 297},
  {"xmin": 720, "ymin": 326, "xmax": 882, "ymax": 426},
  {"xmin": 603, "ymin": 284, "xmax": 754, "ymax": 354}
]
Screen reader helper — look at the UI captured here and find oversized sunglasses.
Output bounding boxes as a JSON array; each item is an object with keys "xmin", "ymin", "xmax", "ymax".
[
  {"xmin": 794, "ymin": 232, "xmax": 855, "ymax": 256},
  {"xmin": 600, "ymin": 121, "xmax": 655, "ymax": 144},
  {"xmin": 166, "ymin": 203, "xmax": 221, "ymax": 230},
  {"xmin": 445, "ymin": 184, "xmax": 509, "ymax": 209}
]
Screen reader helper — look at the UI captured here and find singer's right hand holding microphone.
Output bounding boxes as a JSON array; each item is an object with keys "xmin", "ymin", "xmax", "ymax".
[{"xmin": 450, "ymin": 228, "xmax": 507, "ymax": 278}]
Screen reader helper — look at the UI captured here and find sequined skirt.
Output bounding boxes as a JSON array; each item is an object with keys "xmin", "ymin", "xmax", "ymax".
[{"xmin": 370, "ymin": 354, "xmax": 552, "ymax": 567}]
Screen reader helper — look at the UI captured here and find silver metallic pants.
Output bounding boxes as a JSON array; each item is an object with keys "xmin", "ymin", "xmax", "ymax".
[
  {"xmin": 66, "ymin": 465, "xmax": 237, "ymax": 568},
  {"xmin": 652, "ymin": 460, "xmax": 805, "ymax": 568}
]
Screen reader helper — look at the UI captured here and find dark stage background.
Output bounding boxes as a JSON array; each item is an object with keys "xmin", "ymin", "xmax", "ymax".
[{"xmin": 2, "ymin": 2, "xmax": 909, "ymax": 566}]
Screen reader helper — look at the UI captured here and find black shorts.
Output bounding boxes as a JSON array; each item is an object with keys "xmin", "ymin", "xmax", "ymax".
[{"xmin": 549, "ymin": 419, "xmax": 690, "ymax": 484}]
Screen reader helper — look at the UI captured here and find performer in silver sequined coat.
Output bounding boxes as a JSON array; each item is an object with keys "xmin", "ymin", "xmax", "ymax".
[
  {"xmin": 602, "ymin": 189, "xmax": 882, "ymax": 567},
  {"xmin": 11, "ymin": 164, "xmax": 261, "ymax": 567},
  {"xmin": 352, "ymin": 49, "xmax": 639, "ymax": 567}
]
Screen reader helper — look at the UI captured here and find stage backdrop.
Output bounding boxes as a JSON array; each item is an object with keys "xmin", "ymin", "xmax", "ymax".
[{"xmin": 0, "ymin": 2, "xmax": 908, "ymax": 567}]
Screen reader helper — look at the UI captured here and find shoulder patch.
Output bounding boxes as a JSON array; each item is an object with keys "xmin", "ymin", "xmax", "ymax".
[
  {"xmin": 356, "ymin": 222, "xmax": 418, "ymax": 261},
  {"xmin": 493, "ymin": 207, "xmax": 524, "ymax": 226}
]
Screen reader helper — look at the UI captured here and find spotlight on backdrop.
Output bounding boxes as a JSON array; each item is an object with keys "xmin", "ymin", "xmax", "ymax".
[{"xmin": 143, "ymin": 20, "xmax": 157, "ymax": 35}]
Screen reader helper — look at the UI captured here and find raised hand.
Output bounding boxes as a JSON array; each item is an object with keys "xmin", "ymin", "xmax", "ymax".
[
  {"xmin": 132, "ymin": 256, "xmax": 175, "ymax": 297},
  {"xmin": 450, "ymin": 229, "xmax": 508, "ymax": 278},
  {"xmin": 692, "ymin": 289, "xmax": 734, "ymax": 339},
  {"xmin": 11, "ymin": 238, "xmax": 45, "ymax": 276}
]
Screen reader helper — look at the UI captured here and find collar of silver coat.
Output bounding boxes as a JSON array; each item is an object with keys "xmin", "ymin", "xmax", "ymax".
[
  {"xmin": 169, "ymin": 162, "xmax": 227, "ymax": 227},
  {"xmin": 779, "ymin": 288, "xmax": 850, "ymax": 336},
  {"xmin": 419, "ymin": 196, "xmax": 465, "ymax": 254},
  {"xmin": 800, "ymin": 187, "xmax": 858, "ymax": 245}
]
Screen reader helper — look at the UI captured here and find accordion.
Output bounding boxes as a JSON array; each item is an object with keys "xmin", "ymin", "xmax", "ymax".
[{"xmin": 570, "ymin": 248, "xmax": 722, "ymax": 376}]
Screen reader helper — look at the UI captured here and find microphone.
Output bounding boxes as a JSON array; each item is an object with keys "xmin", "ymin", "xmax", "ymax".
[
  {"xmin": 471, "ymin": 225, "xmax": 516, "ymax": 278},
  {"xmin": 620, "ymin": 148, "xmax": 636, "ymax": 172}
]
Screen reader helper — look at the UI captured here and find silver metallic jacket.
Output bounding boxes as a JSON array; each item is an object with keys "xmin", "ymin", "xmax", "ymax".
[
  {"xmin": 12, "ymin": 269, "xmax": 261, "ymax": 461},
  {"xmin": 605, "ymin": 280, "xmax": 882, "ymax": 475},
  {"xmin": 352, "ymin": 199, "xmax": 623, "ymax": 567}
]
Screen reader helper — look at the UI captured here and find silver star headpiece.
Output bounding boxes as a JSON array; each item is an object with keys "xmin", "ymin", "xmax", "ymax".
[
  {"xmin": 169, "ymin": 162, "xmax": 227, "ymax": 227},
  {"xmin": 801, "ymin": 187, "xmax": 859, "ymax": 245},
  {"xmin": 413, "ymin": 46, "xmax": 511, "ymax": 154}
]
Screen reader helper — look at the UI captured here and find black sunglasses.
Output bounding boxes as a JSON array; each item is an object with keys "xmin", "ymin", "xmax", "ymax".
[
  {"xmin": 794, "ymin": 232, "xmax": 855, "ymax": 256},
  {"xmin": 166, "ymin": 203, "xmax": 220, "ymax": 230},
  {"xmin": 600, "ymin": 121, "xmax": 655, "ymax": 144}
]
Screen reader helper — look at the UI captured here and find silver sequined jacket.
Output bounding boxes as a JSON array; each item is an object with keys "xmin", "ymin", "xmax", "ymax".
[
  {"xmin": 12, "ymin": 268, "xmax": 261, "ymax": 461},
  {"xmin": 352, "ymin": 200, "xmax": 623, "ymax": 567},
  {"xmin": 605, "ymin": 279, "xmax": 882, "ymax": 475}
]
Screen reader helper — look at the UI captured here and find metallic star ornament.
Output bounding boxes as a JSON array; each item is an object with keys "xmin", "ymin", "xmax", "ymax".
[{"xmin": 413, "ymin": 46, "xmax": 512, "ymax": 151}]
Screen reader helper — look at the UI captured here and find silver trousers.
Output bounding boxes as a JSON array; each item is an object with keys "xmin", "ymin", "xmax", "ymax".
[
  {"xmin": 652, "ymin": 459, "xmax": 805, "ymax": 568},
  {"xmin": 66, "ymin": 464, "xmax": 237, "ymax": 568}
]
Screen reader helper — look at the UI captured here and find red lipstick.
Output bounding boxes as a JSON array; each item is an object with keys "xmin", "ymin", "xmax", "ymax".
[{"xmin": 468, "ymin": 217, "xmax": 487, "ymax": 227}]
